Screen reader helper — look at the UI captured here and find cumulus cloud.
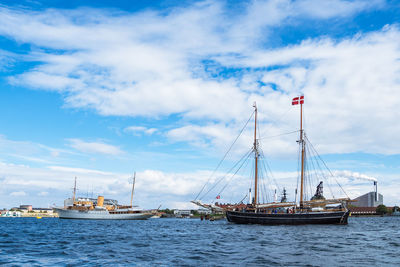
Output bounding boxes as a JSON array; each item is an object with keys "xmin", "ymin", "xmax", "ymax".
[
  {"xmin": 0, "ymin": 1, "xmax": 396, "ymax": 157},
  {"xmin": 67, "ymin": 139, "xmax": 123, "ymax": 155},
  {"xmin": 124, "ymin": 126, "xmax": 158, "ymax": 135}
]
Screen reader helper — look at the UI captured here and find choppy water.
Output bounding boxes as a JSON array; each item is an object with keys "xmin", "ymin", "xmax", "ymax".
[{"xmin": 0, "ymin": 216, "xmax": 399, "ymax": 266}]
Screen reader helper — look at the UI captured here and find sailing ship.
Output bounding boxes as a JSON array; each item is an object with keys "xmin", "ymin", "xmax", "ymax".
[
  {"xmin": 193, "ymin": 96, "xmax": 351, "ymax": 225},
  {"xmin": 54, "ymin": 173, "xmax": 153, "ymax": 220}
]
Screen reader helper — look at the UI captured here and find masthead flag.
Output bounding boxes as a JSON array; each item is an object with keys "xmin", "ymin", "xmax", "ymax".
[
  {"xmin": 292, "ymin": 96, "xmax": 304, "ymax": 105},
  {"xmin": 216, "ymin": 195, "xmax": 221, "ymax": 199}
]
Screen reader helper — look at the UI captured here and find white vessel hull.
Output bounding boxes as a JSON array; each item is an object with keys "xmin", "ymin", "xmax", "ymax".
[{"xmin": 54, "ymin": 208, "xmax": 152, "ymax": 220}]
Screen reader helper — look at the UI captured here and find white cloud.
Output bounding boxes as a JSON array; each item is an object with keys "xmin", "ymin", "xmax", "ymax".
[
  {"xmin": 10, "ymin": 191, "xmax": 26, "ymax": 197},
  {"xmin": 67, "ymin": 139, "xmax": 123, "ymax": 155},
  {"xmin": 124, "ymin": 126, "xmax": 158, "ymax": 135},
  {"xmin": 0, "ymin": 1, "xmax": 395, "ymax": 157},
  {"xmin": 38, "ymin": 191, "xmax": 48, "ymax": 196},
  {"xmin": 0, "ymin": 135, "xmax": 70, "ymax": 164}
]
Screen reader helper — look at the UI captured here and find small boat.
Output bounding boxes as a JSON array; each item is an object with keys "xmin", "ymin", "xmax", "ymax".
[
  {"xmin": 36, "ymin": 216, "xmax": 42, "ymax": 219},
  {"xmin": 393, "ymin": 207, "xmax": 400, "ymax": 216},
  {"xmin": 193, "ymin": 96, "xmax": 350, "ymax": 225},
  {"xmin": 54, "ymin": 173, "xmax": 153, "ymax": 220}
]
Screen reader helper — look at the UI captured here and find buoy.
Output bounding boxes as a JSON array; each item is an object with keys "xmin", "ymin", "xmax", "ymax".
[{"xmin": 36, "ymin": 216, "xmax": 42, "ymax": 219}]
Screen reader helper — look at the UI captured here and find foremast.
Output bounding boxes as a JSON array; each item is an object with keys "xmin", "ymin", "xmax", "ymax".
[{"xmin": 253, "ymin": 102, "xmax": 258, "ymax": 207}]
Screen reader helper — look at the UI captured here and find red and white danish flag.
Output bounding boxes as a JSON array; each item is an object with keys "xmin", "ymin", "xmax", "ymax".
[
  {"xmin": 292, "ymin": 95, "xmax": 304, "ymax": 105},
  {"xmin": 216, "ymin": 195, "xmax": 221, "ymax": 199}
]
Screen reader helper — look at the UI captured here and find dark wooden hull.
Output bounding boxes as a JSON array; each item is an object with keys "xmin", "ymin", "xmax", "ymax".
[{"xmin": 226, "ymin": 210, "xmax": 349, "ymax": 225}]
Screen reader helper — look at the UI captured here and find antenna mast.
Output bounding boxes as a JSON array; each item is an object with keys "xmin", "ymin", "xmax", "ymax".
[
  {"xmin": 253, "ymin": 102, "xmax": 258, "ymax": 206},
  {"xmin": 130, "ymin": 172, "xmax": 136, "ymax": 207}
]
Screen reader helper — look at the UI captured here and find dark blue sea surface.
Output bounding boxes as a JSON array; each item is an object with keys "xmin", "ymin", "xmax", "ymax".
[{"xmin": 0, "ymin": 216, "xmax": 399, "ymax": 266}]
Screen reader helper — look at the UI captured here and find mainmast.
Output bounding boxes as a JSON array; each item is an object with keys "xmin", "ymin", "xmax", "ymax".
[
  {"xmin": 73, "ymin": 176, "xmax": 77, "ymax": 203},
  {"xmin": 130, "ymin": 172, "xmax": 136, "ymax": 207},
  {"xmin": 253, "ymin": 102, "xmax": 258, "ymax": 206},
  {"xmin": 292, "ymin": 96, "xmax": 305, "ymax": 209},
  {"xmin": 299, "ymin": 97, "xmax": 305, "ymax": 209}
]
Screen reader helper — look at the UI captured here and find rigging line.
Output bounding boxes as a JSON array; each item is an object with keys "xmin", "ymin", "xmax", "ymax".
[
  {"xmin": 258, "ymin": 106, "xmax": 293, "ymax": 138},
  {"xmin": 306, "ymin": 143, "xmax": 335, "ymax": 198},
  {"xmin": 239, "ymin": 194, "xmax": 247, "ymax": 204},
  {"xmin": 259, "ymin": 147, "xmax": 280, "ymax": 194},
  {"xmin": 305, "ymin": 135, "xmax": 337, "ymax": 198},
  {"xmin": 258, "ymin": 161, "xmax": 266, "ymax": 203},
  {"xmin": 304, "ymin": 146, "xmax": 311, "ymax": 201},
  {"xmin": 306, "ymin": 145, "xmax": 318, "ymax": 199},
  {"xmin": 260, "ymin": 166, "xmax": 266, "ymax": 203},
  {"xmin": 217, "ymin": 149, "xmax": 253, "ymax": 197},
  {"xmin": 315, "ymin": 144, "xmax": 335, "ymax": 198},
  {"xmin": 258, "ymin": 130, "xmax": 299, "ymax": 140},
  {"xmin": 261, "ymin": 167, "xmax": 271, "ymax": 203},
  {"xmin": 306, "ymin": 144, "xmax": 320, "ymax": 193},
  {"xmin": 249, "ymin": 157, "xmax": 254, "ymax": 203},
  {"xmin": 296, "ymin": 138, "xmax": 301, "ymax": 204},
  {"xmin": 307, "ymin": 146, "xmax": 325, "ymax": 197},
  {"xmin": 305, "ymin": 135, "xmax": 350, "ymax": 199},
  {"xmin": 200, "ymin": 148, "xmax": 252, "ymax": 200},
  {"xmin": 199, "ymin": 147, "xmax": 253, "ymax": 200},
  {"xmin": 194, "ymin": 110, "xmax": 255, "ymax": 200}
]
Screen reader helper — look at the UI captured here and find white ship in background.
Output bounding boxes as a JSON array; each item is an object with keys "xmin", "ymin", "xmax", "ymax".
[{"xmin": 54, "ymin": 173, "xmax": 153, "ymax": 220}]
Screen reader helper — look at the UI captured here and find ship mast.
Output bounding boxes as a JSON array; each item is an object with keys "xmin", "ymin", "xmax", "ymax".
[
  {"xmin": 73, "ymin": 176, "xmax": 77, "ymax": 203},
  {"xmin": 299, "ymin": 99, "xmax": 305, "ymax": 209},
  {"xmin": 130, "ymin": 172, "xmax": 136, "ymax": 207},
  {"xmin": 253, "ymin": 102, "xmax": 258, "ymax": 206}
]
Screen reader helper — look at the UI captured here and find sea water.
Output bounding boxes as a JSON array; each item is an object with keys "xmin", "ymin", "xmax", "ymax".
[{"xmin": 0, "ymin": 216, "xmax": 399, "ymax": 266}]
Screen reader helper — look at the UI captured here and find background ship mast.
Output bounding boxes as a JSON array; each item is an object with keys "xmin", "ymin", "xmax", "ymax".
[
  {"xmin": 130, "ymin": 172, "xmax": 136, "ymax": 207},
  {"xmin": 73, "ymin": 176, "xmax": 77, "ymax": 203}
]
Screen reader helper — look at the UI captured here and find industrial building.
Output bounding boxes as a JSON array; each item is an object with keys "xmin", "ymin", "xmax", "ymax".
[
  {"xmin": 353, "ymin": 191, "xmax": 383, "ymax": 207},
  {"xmin": 352, "ymin": 181, "xmax": 383, "ymax": 207}
]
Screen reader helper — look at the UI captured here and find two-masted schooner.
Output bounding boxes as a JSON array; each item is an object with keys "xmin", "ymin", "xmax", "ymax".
[{"xmin": 193, "ymin": 96, "xmax": 351, "ymax": 225}]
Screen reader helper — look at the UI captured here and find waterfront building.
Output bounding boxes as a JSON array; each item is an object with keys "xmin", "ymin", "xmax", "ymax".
[
  {"xmin": 1, "ymin": 210, "xmax": 21, "ymax": 217},
  {"xmin": 19, "ymin": 205, "xmax": 32, "ymax": 211},
  {"xmin": 198, "ymin": 209, "xmax": 212, "ymax": 215},
  {"xmin": 173, "ymin": 210, "xmax": 192, "ymax": 218},
  {"xmin": 32, "ymin": 208, "xmax": 54, "ymax": 215},
  {"xmin": 349, "ymin": 207, "xmax": 377, "ymax": 215}
]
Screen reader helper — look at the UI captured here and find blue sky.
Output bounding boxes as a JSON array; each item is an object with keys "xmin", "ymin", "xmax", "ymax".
[{"xmin": 0, "ymin": 0, "xmax": 399, "ymax": 209}]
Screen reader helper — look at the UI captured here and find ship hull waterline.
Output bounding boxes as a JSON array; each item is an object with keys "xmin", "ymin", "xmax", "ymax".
[
  {"xmin": 54, "ymin": 208, "xmax": 153, "ymax": 220},
  {"xmin": 226, "ymin": 210, "xmax": 350, "ymax": 225}
]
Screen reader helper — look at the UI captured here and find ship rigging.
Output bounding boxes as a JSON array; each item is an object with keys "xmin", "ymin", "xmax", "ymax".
[{"xmin": 192, "ymin": 96, "xmax": 351, "ymax": 225}]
